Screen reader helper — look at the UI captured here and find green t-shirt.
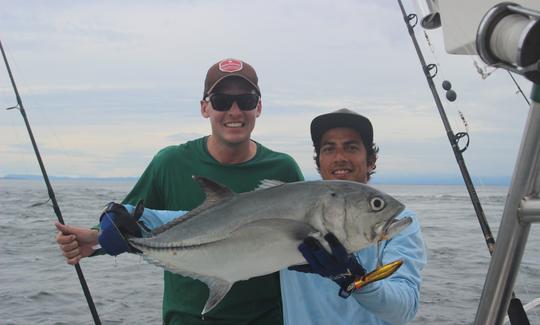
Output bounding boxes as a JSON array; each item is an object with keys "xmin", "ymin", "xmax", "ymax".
[{"xmin": 123, "ymin": 137, "xmax": 304, "ymax": 325}]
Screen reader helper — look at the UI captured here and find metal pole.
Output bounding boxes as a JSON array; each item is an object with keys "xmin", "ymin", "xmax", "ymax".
[
  {"xmin": 0, "ymin": 40, "xmax": 102, "ymax": 325},
  {"xmin": 474, "ymin": 84, "xmax": 540, "ymax": 325}
]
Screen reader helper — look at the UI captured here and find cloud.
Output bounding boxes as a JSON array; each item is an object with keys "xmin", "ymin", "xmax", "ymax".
[{"xmin": 0, "ymin": 0, "xmax": 533, "ymax": 181}]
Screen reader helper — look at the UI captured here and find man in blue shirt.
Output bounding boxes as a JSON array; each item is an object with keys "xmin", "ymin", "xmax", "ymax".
[{"xmin": 280, "ymin": 108, "xmax": 426, "ymax": 324}]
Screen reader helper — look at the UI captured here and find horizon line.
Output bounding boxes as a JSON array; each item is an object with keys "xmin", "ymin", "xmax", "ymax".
[{"xmin": 0, "ymin": 173, "xmax": 511, "ymax": 186}]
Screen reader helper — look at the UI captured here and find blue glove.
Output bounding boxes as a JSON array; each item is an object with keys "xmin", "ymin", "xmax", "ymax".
[
  {"xmin": 288, "ymin": 233, "xmax": 366, "ymax": 298},
  {"xmin": 98, "ymin": 201, "xmax": 146, "ymax": 256}
]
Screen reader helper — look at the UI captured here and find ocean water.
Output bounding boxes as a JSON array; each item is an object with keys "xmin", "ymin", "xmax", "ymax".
[{"xmin": 1, "ymin": 179, "xmax": 539, "ymax": 325}]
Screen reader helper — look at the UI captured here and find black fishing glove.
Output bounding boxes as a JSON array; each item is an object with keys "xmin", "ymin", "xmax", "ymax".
[
  {"xmin": 288, "ymin": 233, "xmax": 366, "ymax": 298},
  {"xmin": 98, "ymin": 201, "xmax": 146, "ymax": 255}
]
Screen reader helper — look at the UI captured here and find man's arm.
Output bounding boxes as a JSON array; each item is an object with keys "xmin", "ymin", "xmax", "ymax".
[
  {"xmin": 123, "ymin": 204, "xmax": 184, "ymax": 230},
  {"xmin": 97, "ymin": 204, "xmax": 187, "ymax": 256},
  {"xmin": 56, "ymin": 205, "xmax": 186, "ymax": 263},
  {"xmin": 288, "ymin": 209, "xmax": 426, "ymax": 324},
  {"xmin": 352, "ymin": 211, "xmax": 426, "ymax": 324}
]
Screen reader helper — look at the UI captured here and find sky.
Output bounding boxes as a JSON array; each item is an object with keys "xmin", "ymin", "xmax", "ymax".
[{"xmin": 0, "ymin": 0, "xmax": 533, "ymax": 184}]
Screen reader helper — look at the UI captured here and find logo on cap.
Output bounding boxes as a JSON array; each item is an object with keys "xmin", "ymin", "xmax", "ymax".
[{"xmin": 219, "ymin": 59, "xmax": 243, "ymax": 73}]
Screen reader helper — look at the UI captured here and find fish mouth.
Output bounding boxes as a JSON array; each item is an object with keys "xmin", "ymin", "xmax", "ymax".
[
  {"xmin": 370, "ymin": 205, "xmax": 406, "ymax": 242},
  {"xmin": 374, "ymin": 207, "xmax": 410, "ymax": 268},
  {"xmin": 380, "ymin": 216, "xmax": 412, "ymax": 241}
]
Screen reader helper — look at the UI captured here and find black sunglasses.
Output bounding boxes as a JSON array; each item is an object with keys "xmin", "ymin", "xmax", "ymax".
[{"xmin": 206, "ymin": 93, "xmax": 259, "ymax": 112}]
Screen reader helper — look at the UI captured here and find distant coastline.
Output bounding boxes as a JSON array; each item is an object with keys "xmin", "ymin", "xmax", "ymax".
[
  {"xmin": 1, "ymin": 174, "xmax": 511, "ymax": 186},
  {"xmin": 1, "ymin": 174, "xmax": 139, "ymax": 182}
]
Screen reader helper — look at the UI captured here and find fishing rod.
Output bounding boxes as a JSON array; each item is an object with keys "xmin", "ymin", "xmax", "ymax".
[
  {"xmin": 507, "ymin": 71, "xmax": 531, "ymax": 106},
  {"xmin": 396, "ymin": 0, "xmax": 495, "ymax": 253},
  {"xmin": 395, "ymin": 1, "xmax": 530, "ymax": 324},
  {"xmin": 0, "ymin": 40, "xmax": 102, "ymax": 325}
]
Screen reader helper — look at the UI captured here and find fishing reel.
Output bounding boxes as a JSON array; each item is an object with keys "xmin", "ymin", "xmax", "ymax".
[
  {"xmin": 416, "ymin": 1, "xmax": 540, "ymax": 83},
  {"xmin": 477, "ymin": 3, "xmax": 540, "ymax": 83}
]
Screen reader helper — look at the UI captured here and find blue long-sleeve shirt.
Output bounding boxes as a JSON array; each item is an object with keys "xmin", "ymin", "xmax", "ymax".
[
  {"xmin": 124, "ymin": 204, "xmax": 182, "ymax": 229},
  {"xmin": 281, "ymin": 209, "xmax": 426, "ymax": 325},
  {"xmin": 125, "ymin": 205, "xmax": 426, "ymax": 325}
]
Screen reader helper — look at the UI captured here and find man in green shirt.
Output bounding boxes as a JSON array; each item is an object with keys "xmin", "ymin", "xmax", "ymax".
[{"xmin": 55, "ymin": 58, "xmax": 304, "ymax": 324}]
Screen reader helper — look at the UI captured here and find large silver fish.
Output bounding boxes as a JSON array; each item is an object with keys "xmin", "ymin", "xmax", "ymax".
[{"xmin": 130, "ymin": 176, "xmax": 409, "ymax": 314}]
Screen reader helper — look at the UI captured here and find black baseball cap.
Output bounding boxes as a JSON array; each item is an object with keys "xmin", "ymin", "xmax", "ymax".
[{"xmin": 310, "ymin": 108, "xmax": 373, "ymax": 149}]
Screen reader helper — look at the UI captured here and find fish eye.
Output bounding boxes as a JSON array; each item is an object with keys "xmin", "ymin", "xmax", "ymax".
[
  {"xmin": 330, "ymin": 192, "xmax": 337, "ymax": 197},
  {"xmin": 370, "ymin": 197, "xmax": 385, "ymax": 211}
]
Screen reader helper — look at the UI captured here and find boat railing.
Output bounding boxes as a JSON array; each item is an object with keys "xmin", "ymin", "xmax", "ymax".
[{"xmin": 474, "ymin": 84, "xmax": 540, "ymax": 324}]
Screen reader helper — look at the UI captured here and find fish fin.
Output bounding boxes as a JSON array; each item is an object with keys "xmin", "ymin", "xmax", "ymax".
[
  {"xmin": 202, "ymin": 277, "xmax": 233, "ymax": 314},
  {"xmin": 150, "ymin": 176, "xmax": 234, "ymax": 235},
  {"xmin": 193, "ymin": 176, "xmax": 234, "ymax": 204},
  {"xmin": 133, "ymin": 249, "xmax": 232, "ymax": 314},
  {"xmin": 255, "ymin": 179, "xmax": 286, "ymax": 190},
  {"xmin": 133, "ymin": 200, "xmax": 145, "ymax": 220}
]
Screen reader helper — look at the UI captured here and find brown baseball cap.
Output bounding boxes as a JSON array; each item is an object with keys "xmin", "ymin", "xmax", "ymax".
[
  {"xmin": 203, "ymin": 58, "xmax": 261, "ymax": 99},
  {"xmin": 310, "ymin": 108, "xmax": 373, "ymax": 150}
]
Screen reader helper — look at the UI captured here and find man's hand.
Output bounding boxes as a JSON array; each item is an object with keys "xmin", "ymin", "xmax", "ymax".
[
  {"xmin": 289, "ymin": 233, "xmax": 366, "ymax": 298},
  {"xmin": 55, "ymin": 222, "xmax": 99, "ymax": 265},
  {"xmin": 98, "ymin": 201, "xmax": 145, "ymax": 255}
]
